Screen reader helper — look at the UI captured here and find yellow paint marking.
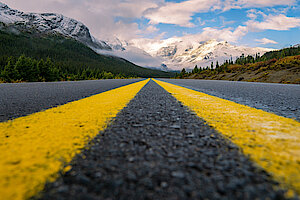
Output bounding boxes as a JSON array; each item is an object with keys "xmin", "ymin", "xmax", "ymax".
[
  {"xmin": 0, "ymin": 79, "xmax": 149, "ymax": 200},
  {"xmin": 154, "ymin": 79, "xmax": 300, "ymax": 196}
]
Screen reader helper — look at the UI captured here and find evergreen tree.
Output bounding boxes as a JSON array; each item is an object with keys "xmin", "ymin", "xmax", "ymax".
[
  {"xmin": 38, "ymin": 59, "xmax": 47, "ymax": 81},
  {"xmin": 30, "ymin": 59, "xmax": 39, "ymax": 82},
  {"xmin": 192, "ymin": 65, "xmax": 199, "ymax": 74},
  {"xmin": 44, "ymin": 58, "xmax": 54, "ymax": 81},
  {"xmin": 103, "ymin": 72, "xmax": 114, "ymax": 79},
  {"xmin": 216, "ymin": 61, "xmax": 219, "ymax": 69},
  {"xmin": 14, "ymin": 55, "xmax": 34, "ymax": 81},
  {"xmin": 179, "ymin": 68, "xmax": 186, "ymax": 78},
  {"xmin": 81, "ymin": 69, "xmax": 88, "ymax": 80},
  {"xmin": 1, "ymin": 60, "xmax": 18, "ymax": 82},
  {"xmin": 51, "ymin": 67, "xmax": 60, "ymax": 81}
]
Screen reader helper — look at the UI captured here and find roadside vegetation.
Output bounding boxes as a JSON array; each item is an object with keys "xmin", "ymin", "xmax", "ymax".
[
  {"xmin": 0, "ymin": 29, "xmax": 174, "ymax": 83},
  {"xmin": 177, "ymin": 46, "xmax": 300, "ymax": 84}
]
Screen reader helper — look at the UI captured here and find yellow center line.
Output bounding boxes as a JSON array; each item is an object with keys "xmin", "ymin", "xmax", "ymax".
[
  {"xmin": 0, "ymin": 79, "xmax": 149, "ymax": 200},
  {"xmin": 154, "ymin": 79, "xmax": 300, "ymax": 197}
]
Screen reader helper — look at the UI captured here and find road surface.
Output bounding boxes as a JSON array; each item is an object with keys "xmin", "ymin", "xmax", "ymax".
[{"xmin": 0, "ymin": 79, "xmax": 299, "ymax": 200}]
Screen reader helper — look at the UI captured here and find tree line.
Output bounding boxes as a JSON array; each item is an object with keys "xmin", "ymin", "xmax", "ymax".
[
  {"xmin": 0, "ymin": 30, "xmax": 172, "ymax": 79},
  {"xmin": 177, "ymin": 45, "xmax": 300, "ymax": 78},
  {"xmin": 0, "ymin": 55, "xmax": 132, "ymax": 83}
]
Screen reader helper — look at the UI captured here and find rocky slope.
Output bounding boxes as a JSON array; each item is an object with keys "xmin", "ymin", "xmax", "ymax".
[{"xmin": 0, "ymin": 2, "xmax": 111, "ymax": 50}]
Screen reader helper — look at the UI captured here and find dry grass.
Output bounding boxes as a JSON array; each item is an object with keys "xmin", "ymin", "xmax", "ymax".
[{"xmin": 185, "ymin": 55, "xmax": 300, "ymax": 84}]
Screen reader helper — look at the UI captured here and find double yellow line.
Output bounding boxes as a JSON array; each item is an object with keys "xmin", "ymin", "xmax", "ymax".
[
  {"xmin": 0, "ymin": 79, "xmax": 149, "ymax": 200},
  {"xmin": 154, "ymin": 79, "xmax": 300, "ymax": 197},
  {"xmin": 0, "ymin": 78, "xmax": 299, "ymax": 199}
]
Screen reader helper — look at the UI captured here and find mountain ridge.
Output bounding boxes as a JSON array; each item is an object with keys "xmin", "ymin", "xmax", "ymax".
[
  {"xmin": 0, "ymin": 2, "xmax": 276, "ymax": 71},
  {"xmin": 0, "ymin": 2, "xmax": 111, "ymax": 50},
  {"xmin": 131, "ymin": 38, "xmax": 273, "ymax": 70}
]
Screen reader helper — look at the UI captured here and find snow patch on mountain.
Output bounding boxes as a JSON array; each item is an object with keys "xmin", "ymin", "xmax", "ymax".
[
  {"xmin": 0, "ymin": 3, "xmax": 23, "ymax": 23},
  {"xmin": 0, "ymin": 2, "xmax": 111, "ymax": 50},
  {"xmin": 132, "ymin": 38, "xmax": 272, "ymax": 70}
]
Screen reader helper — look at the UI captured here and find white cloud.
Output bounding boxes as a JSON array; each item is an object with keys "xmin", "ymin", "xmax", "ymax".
[
  {"xmin": 132, "ymin": 25, "xmax": 249, "ymax": 54},
  {"xmin": 246, "ymin": 9, "xmax": 267, "ymax": 20},
  {"xmin": 144, "ymin": 0, "xmax": 297, "ymax": 28},
  {"xmin": 236, "ymin": 0, "xmax": 296, "ymax": 8},
  {"xmin": 144, "ymin": 0, "xmax": 220, "ymax": 27},
  {"xmin": 194, "ymin": 26, "xmax": 248, "ymax": 42},
  {"xmin": 247, "ymin": 12, "xmax": 257, "ymax": 20},
  {"xmin": 255, "ymin": 38, "xmax": 278, "ymax": 44},
  {"xmin": 145, "ymin": 25, "xmax": 159, "ymax": 33},
  {"xmin": 219, "ymin": 16, "xmax": 235, "ymax": 26},
  {"xmin": 188, "ymin": 13, "xmax": 300, "ymax": 46},
  {"xmin": 222, "ymin": 0, "xmax": 296, "ymax": 11},
  {"xmin": 246, "ymin": 14, "xmax": 300, "ymax": 31},
  {"xmin": 196, "ymin": 17, "xmax": 206, "ymax": 26}
]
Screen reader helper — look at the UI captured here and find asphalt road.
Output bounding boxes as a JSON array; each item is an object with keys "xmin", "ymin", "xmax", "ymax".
[
  {"xmin": 40, "ymin": 80, "xmax": 288, "ymax": 200},
  {"xmin": 0, "ymin": 79, "xmax": 143, "ymax": 122},
  {"xmin": 0, "ymin": 79, "xmax": 298, "ymax": 199},
  {"xmin": 159, "ymin": 79, "xmax": 300, "ymax": 121}
]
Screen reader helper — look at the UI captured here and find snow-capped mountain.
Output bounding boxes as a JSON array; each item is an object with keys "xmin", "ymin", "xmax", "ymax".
[
  {"xmin": 132, "ymin": 38, "xmax": 272, "ymax": 70},
  {"xmin": 0, "ymin": 2, "xmax": 273, "ymax": 71},
  {"xmin": 0, "ymin": 2, "xmax": 111, "ymax": 50}
]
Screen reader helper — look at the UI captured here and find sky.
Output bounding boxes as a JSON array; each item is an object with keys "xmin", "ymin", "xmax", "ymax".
[{"xmin": 2, "ymin": 0, "xmax": 300, "ymax": 49}]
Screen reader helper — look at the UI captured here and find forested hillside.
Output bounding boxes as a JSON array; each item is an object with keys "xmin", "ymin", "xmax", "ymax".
[{"xmin": 0, "ymin": 29, "xmax": 173, "ymax": 82}]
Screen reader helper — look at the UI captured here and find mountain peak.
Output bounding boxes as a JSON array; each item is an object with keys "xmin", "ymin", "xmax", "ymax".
[
  {"xmin": 204, "ymin": 39, "xmax": 229, "ymax": 46},
  {"xmin": 206, "ymin": 39, "xmax": 218, "ymax": 43},
  {"xmin": 0, "ymin": 3, "xmax": 111, "ymax": 50},
  {"xmin": 134, "ymin": 38, "xmax": 272, "ymax": 70}
]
